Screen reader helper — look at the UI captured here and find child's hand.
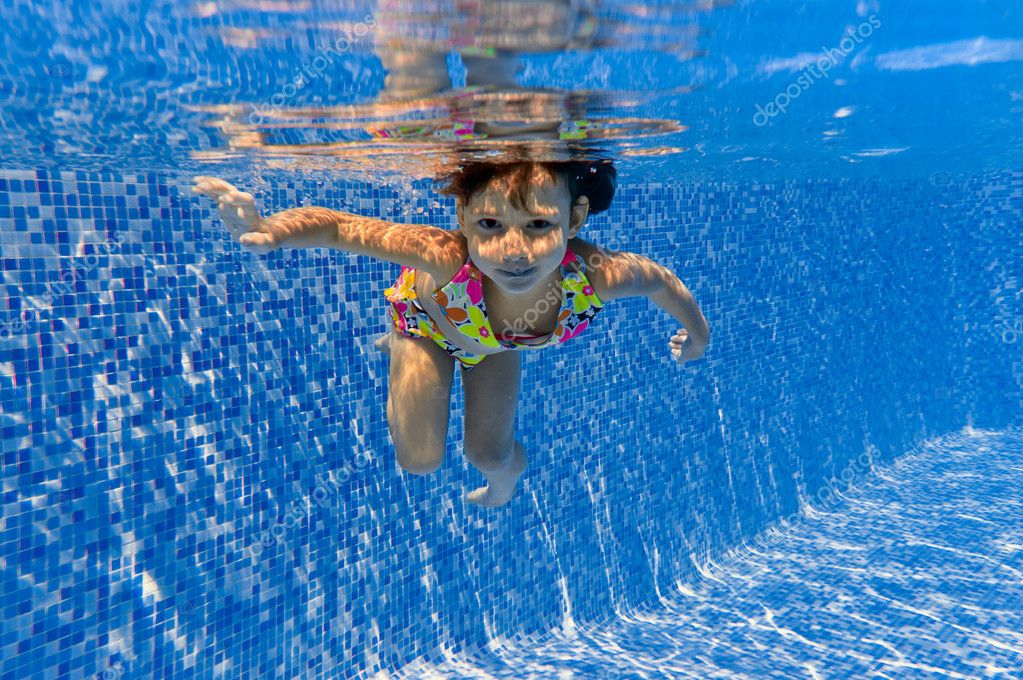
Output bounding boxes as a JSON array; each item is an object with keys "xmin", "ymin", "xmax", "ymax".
[
  {"xmin": 669, "ymin": 328, "xmax": 703, "ymax": 366},
  {"xmin": 191, "ymin": 176, "xmax": 279, "ymax": 254}
]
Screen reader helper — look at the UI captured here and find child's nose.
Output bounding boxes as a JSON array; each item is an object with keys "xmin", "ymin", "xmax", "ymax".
[{"xmin": 501, "ymin": 234, "xmax": 528, "ymax": 262}]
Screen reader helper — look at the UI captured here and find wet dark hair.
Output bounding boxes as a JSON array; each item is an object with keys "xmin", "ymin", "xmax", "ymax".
[{"xmin": 436, "ymin": 160, "xmax": 617, "ymax": 215}]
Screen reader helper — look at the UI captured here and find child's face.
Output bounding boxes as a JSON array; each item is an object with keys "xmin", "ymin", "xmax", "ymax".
[{"xmin": 456, "ymin": 173, "xmax": 589, "ymax": 293}]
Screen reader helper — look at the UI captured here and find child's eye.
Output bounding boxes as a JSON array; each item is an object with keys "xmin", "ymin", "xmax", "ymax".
[
  {"xmin": 528, "ymin": 220, "xmax": 554, "ymax": 230},
  {"xmin": 477, "ymin": 219, "xmax": 501, "ymax": 230}
]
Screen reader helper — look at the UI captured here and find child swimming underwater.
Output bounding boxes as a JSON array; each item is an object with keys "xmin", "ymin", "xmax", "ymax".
[{"xmin": 192, "ymin": 161, "xmax": 710, "ymax": 508}]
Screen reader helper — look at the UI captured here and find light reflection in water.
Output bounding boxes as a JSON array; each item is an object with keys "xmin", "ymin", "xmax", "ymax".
[{"xmin": 187, "ymin": 0, "xmax": 726, "ymax": 179}]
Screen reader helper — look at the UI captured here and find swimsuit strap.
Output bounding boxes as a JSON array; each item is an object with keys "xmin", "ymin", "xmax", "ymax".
[
  {"xmin": 430, "ymin": 245, "xmax": 602, "ymax": 351},
  {"xmin": 555, "ymin": 246, "xmax": 605, "ymax": 346}
]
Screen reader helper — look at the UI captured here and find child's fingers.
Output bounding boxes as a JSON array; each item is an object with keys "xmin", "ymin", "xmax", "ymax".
[
  {"xmin": 192, "ymin": 176, "xmax": 235, "ymax": 192},
  {"xmin": 238, "ymin": 231, "xmax": 277, "ymax": 254},
  {"xmin": 224, "ymin": 190, "xmax": 256, "ymax": 210},
  {"xmin": 192, "ymin": 178, "xmax": 272, "ymax": 252},
  {"xmin": 669, "ymin": 328, "xmax": 692, "ymax": 364},
  {"xmin": 217, "ymin": 194, "xmax": 263, "ymax": 241},
  {"xmin": 191, "ymin": 177, "xmax": 237, "ymax": 199},
  {"xmin": 190, "ymin": 175, "xmax": 220, "ymax": 190},
  {"xmin": 225, "ymin": 189, "xmax": 254, "ymax": 203},
  {"xmin": 223, "ymin": 190, "xmax": 261, "ymax": 224}
]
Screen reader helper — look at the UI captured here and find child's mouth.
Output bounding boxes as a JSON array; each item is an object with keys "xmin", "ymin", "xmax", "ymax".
[{"xmin": 497, "ymin": 266, "xmax": 536, "ymax": 279}]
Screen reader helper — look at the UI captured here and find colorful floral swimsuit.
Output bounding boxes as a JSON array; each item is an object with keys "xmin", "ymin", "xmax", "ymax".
[{"xmin": 385, "ymin": 246, "xmax": 604, "ymax": 371}]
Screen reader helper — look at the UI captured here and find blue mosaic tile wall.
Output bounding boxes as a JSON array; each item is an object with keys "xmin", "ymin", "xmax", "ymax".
[{"xmin": 0, "ymin": 168, "xmax": 1019, "ymax": 679}]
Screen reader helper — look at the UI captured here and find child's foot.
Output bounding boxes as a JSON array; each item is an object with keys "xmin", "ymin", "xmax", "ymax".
[{"xmin": 465, "ymin": 441, "xmax": 527, "ymax": 508}]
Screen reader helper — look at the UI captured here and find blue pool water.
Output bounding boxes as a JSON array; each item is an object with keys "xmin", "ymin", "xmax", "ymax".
[
  {"xmin": 1, "ymin": 1, "xmax": 1021, "ymax": 679},
  {"xmin": 395, "ymin": 428, "xmax": 1023, "ymax": 678}
]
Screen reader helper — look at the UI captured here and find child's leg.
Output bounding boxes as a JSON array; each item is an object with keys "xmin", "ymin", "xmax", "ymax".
[
  {"xmin": 462, "ymin": 53, "xmax": 520, "ymax": 89},
  {"xmin": 377, "ymin": 48, "xmax": 450, "ymax": 102},
  {"xmin": 461, "ymin": 350, "xmax": 527, "ymax": 507},
  {"xmin": 383, "ymin": 330, "xmax": 455, "ymax": 475}
]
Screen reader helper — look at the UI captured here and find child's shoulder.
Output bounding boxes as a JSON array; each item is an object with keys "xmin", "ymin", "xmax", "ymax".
[
  {"xmin": 568, "ymin": 237, "xmax": 623, "ymax": 302},
  {"xmin": 568, "ymin": 236, "xmax": 613, "ymax": 292},
  {"xmin": 422, "ymin": 230, "xmax": 469, "ymax": 281},
  {"xmin": 415, "ymin": 230, "xmax": 469, "ymax": 293}
]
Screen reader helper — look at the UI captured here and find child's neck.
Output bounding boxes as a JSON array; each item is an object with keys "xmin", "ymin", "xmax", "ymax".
[{"xmin": 483, "ymin": 265, "xmax": 564, "ymax": 316}]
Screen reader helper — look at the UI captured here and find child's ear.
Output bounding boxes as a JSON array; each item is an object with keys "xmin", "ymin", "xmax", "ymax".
[
  {"xmin": 569, "ymin": 195, "xmax": 589, "ymax": 235},
  {"xmin": 456, "ymin": 200, "xmax": 465, "ymax": 231}
]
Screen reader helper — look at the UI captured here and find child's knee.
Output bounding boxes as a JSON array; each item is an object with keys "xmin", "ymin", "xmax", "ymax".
[
  {"xmin": 397, "ymin": 454, "xmax": 442, "ymax": 476},
  {"xmin": 463, "ymin": 439, "xmax": 514, "ymax": 473}
]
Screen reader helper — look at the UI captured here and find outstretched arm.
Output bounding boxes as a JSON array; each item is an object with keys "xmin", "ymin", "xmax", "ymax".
[
  {"xmin": 572, "ymin": 239, "xmax": 710, "ymax": 363},
  {"xmin": 191, "ymin": 176, "xmax": 462, "ymax": 278},
  {"xmin": 262, "ymin": 205, "xmax": 460, "ymax": 273},
  {"xmin": 648, "ymin": 273, "xmax": 710, "ymax": 362}
]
